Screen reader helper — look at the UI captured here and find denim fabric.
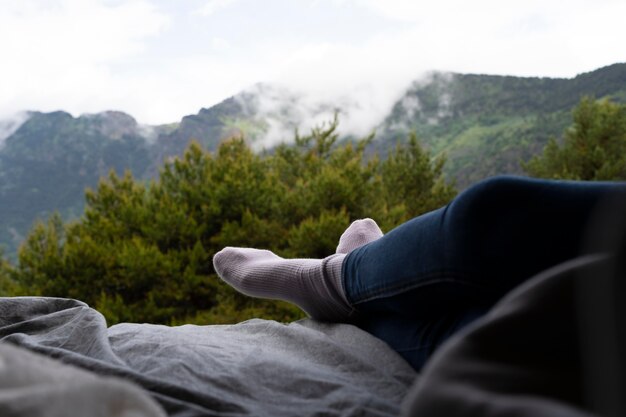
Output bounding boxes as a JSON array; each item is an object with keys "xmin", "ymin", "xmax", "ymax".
[{"xmin": 343, "ymin": 175, "xmax": 626, "ymax": 370}]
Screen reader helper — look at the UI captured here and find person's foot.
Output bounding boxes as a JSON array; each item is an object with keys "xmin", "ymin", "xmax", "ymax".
[
  {"xmin": 213, "ymin": 218, "xmax": 383, "ymax": 321},
  {"xmin": 336, "ymin": 218, "xmax": 383, "ymax": 254},
  {"xmin": 213, "ymin": 248, "xmax": 350, "ymax": 321}
]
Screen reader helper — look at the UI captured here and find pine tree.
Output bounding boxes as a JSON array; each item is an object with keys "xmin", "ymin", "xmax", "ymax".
[
  {"xmin": 0, "ymin": 248, "xmax": 18, "ymax": 296},
  {"xmin": 523, "ymin": 98, "xmax": 626, "ymax": 180}
]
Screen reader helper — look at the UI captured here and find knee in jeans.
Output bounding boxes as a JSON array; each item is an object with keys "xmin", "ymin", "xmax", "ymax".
[
  {"xmin": 451, "ymin": 175, "xmax": 530, "ymax": 217},
  {"xmin": 468, "ymin": 175, "xmax": 527, "ymax": 197}
]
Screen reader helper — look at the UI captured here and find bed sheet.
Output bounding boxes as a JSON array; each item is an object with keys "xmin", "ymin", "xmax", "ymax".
[{"xmin": 0, "ymin": 297, "xmax": 416, "ymax": 417}]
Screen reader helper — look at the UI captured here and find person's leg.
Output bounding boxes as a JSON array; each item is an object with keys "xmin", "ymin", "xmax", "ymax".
[
  {"xmin": 357, "ymin": 306, "xmax": 488, "ymax": 370},
  {"xmin": 214, "ymin": 175, "xmax": 626, "ymax": 369},
  {"xmin": 344, "ymin": 175, "xmax": 626, "ymax": 316},
  {"xmin": 344, "ymin": 176, "xmax": 626, "ymax": 369}
]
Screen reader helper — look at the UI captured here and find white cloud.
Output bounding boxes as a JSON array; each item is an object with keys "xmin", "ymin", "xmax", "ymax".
[
  {"xmin": 0, "ymin": 0, "xmax": 624, "ymax": 129},
  {"xmin": 0, "ymin": 0, "xmax": 169, "ymax": 121},
  {"xmin": 210, "ymin": 37, "xmax": 232, "ymax": 51},
  {"xmin": 0, "ymin": 0, "xmax": 168, "ymax": 63},
  {"xmin": 194, "ymin": 0, "xmax": 238, "ymax": 17},
  {"xmin": 320, "ymin": 0, "xmax": 622, "ymax": 78}
]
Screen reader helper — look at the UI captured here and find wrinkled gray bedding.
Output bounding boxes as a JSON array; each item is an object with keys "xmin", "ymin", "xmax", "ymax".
[{"xmin": 0, "ymin": 297, "xmax": 417, "ymax": 417}]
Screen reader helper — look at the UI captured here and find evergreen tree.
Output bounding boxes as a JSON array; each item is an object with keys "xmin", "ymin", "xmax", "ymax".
[
  {"xmin": 523, "ymin": 98, "xmax": 626, "ymax": 180},
  {"xmin": 0, "ymin": 248, "xmax": 18, "ymax": 296},
  {"xmin": 381, "ymin": 133, "xmax": 456, "ymax": 228}
]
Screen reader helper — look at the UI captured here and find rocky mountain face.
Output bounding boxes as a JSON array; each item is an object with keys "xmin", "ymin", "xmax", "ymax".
[{"xmin": 1, "ymin": 63, "xmax": 625, "ymax": 257}]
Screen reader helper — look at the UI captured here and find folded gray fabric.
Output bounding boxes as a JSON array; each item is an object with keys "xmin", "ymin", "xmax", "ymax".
[
  {"xmin": 0, "ymin": 341, "xmax": 166, "ymax": 417},
  {"xmin": 0, "ymin": 297, "xmax": 416, "ymax": 417}
]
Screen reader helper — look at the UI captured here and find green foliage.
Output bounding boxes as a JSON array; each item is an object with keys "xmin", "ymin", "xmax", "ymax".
[
  {"xmin": 15, "ymin": 213, "xmax": 67, "ymax": 296},
  {"xmin": 7, "ymin": 120, "xmax": 456, "ymax": 325},
  {"xmin": 523, "ymin": 98, "xmax": 626, "ymax": 180},
  {"xmin": 381, "ymin": 134, "xmax": 456, "ymax": 227},
  {"xmin": 0, "ymin": 248, "xmax": 19, "ymax": 296}
]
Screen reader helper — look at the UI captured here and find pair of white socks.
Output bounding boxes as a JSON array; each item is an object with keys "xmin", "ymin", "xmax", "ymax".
[{"xmin": 213, "ymin": 218, "xmax": 383, "ymax": 321}]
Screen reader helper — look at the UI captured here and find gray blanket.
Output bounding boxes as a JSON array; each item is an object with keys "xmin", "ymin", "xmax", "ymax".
[{"xmin": 0, "ymin": 297, "xmax": 416, "ymax": 417}]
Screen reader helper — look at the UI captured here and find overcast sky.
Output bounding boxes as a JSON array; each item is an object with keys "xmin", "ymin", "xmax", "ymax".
[{"xmin": 1, "ymin": 0, "xmax": 625, "ymax": 126}]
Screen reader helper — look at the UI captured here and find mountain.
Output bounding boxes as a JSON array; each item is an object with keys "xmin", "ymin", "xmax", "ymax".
[
  {"xmin": 0, "ymin": 111, "xmax": 168, "ymax": 257},
  {"xmin": 1, "ymin": 63, "xmax": 625, "ymax": 258},
  {"xmin": 376, "ymin": 63, "xmax": 626, "ymax": 184}
]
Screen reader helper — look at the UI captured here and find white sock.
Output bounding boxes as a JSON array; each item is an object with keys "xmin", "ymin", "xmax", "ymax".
[
  {"xmin": 213, "ymin": 218, "xmax": 384, "ymax": 321},
  {"xmin": 213, "ymin": 248, "xmax": 350, "ymax": 320},
  {"xmin": 336, "ymin": 218, "xmax": 383, "ymax": 254}
]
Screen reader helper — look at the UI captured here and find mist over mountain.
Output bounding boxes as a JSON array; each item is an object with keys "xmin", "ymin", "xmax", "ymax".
[
  {"xmin": 0, "ymin": 112, "xmax": 31, "ymax": 148},
  {"xmin": 1, "ymin": 63, "xmax": 625, "ymax": 258}
]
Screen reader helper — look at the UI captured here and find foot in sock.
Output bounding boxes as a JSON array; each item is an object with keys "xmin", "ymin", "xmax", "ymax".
[
  {"xmin": 336, "ymin": 218, "xmax": 383, "ymax": 254},
  {"xmin": 213, "ymin": 248, "xmax": 350, "ymax": 320},
  {"xmin": 213, "ymin": 218, "xmax": 383, "ymax": 321}
]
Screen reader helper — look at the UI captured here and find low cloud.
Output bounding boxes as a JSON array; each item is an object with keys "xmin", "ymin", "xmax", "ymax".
[
  {"xmin": 0, "ymin": 0, "xmax": 169, "ymax": 122},
  {"xmin": 138, "ymin": 124, "xmax": 161, "ymax": 145},
  {"xmin": 235, "ymin": 83, "xmax": 341, "ymax": 150},
  {"xmin": 240, "ymin": 37, "xmax": 433, "ymax": 148},
  {"xmin": 0, "ymin": 112, "xmax": 31, "ymax": 149}
]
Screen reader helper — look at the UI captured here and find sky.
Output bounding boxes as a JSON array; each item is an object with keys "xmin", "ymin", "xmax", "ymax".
[{"xmin": 0, "ymin": 0, "xmax": 625, "ymax": 131}]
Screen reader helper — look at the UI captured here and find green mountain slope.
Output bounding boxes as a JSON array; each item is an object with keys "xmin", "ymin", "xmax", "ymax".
[
  {"xmin": 153, "ymin": 96, "xmax": 247, "ymax": 162},
  {"xmin": 0, "ymin": 111, "xmax": 156, "ymax": 256},
  {"xmin": 378, "ymin": 63, "xmax": 626, "ymax": 186}
]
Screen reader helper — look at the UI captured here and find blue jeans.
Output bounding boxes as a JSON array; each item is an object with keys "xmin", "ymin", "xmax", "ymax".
[{"xmin": 342, "ymin": 176, "xmax": 626, "ymax": 371}]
